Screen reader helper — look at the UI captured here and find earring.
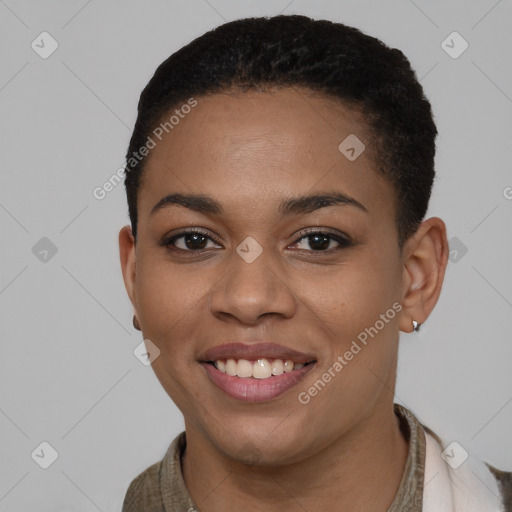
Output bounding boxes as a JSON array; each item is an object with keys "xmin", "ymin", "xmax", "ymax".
[
  {"xmin": 133, "ymin": 315, "xmax": 141, "ymax": 331},
  {"xmin": 412, "ymin": 320, "xmax": 421, "ymax": 332}
]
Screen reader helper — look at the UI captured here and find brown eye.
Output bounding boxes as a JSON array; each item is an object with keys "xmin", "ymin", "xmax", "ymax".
[
  {"xmin": 290, "ymin": 230, "xmax": 352, "ymax": 252},
  {"xmin": 162, "ymin": 230, "xmax": 221, "ymax": 252}
]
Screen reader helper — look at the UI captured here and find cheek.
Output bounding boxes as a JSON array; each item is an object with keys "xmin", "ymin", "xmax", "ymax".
[
  {"xmin": 136, "ymin": 251, "xmax": 211, "ymax": 311},
  {"xmin": 292, "ymin": 247, "xmax": 401, "ymax": 388},
  {"xmin": 293, "ymin": 254, "xmax": 400, "ymax": 337},
  {"xmin": 134, "ymin": 259, "xmax": 213, "ymax": 407},
  {"xmin": 134, "ymin": 257, "xmax": 217, "ymax": 356}
]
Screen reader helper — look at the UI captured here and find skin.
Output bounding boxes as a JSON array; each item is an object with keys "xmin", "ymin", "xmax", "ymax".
[{"xmin": 119, "ymin": 87, "xmax": 449, "ymax": 511}]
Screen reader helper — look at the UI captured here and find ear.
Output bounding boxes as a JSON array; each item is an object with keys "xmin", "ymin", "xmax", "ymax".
[
  {"xmin": 119, "ymin": 225, "xmax": 138, "ymax": 317},
  {"xmin": 398, "ymin": 217, "xmax": 449, "ymax": 333}
]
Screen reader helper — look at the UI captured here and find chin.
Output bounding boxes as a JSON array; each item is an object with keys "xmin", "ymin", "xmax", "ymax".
[{"xmin": 212, "ymin": 426, "xmax": 308, "ymax": 466}]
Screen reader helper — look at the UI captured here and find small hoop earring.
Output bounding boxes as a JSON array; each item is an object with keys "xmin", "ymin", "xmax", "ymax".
[
  {"xmin": 412, "ymin": 320, "xmax": 421, "ymax": 332},
  {"xmin": 133, "ymin": 315, "xmax": 141, "ymax": 331}
]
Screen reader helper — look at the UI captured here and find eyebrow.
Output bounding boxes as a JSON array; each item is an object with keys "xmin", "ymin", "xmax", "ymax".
[{"xmin": 150, "ymin": 191, "xmax": 368, "ymax": 217}]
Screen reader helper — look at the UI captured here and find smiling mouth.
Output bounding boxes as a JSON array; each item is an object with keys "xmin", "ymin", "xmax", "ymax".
[{"xmin": 206, "ymin": 358, "xmax": 316, "ymax": 380}]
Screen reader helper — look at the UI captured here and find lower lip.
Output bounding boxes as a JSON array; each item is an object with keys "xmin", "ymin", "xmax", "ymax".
[{"xmin": 201, "ymin": 362, "xmax": 316, "ymax": 403}]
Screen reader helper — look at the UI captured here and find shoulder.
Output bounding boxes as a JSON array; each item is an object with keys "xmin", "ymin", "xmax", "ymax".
[
  {"xmin": 402, "ymin": 406, "xmax": 512, "ymax": 510},
  {"xmin": 488, "ymin": 464, "xmax": 512, "ymax": 511},
  {"xmin": 121, "ymin": 431, "xmax": 189, "ymax": 512},
  {"xmin": 121, "ymin": 460, "xmax": 165, "ymax": 512}
]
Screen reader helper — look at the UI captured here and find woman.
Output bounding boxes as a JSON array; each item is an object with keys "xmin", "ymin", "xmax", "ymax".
[{"xmin": 119, "ymin": 14, "xmax": 511, "ymax": 511}]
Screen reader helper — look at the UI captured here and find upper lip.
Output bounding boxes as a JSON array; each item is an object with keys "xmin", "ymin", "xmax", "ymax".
[{"xmin": 199, "ymin": 342, "xmax": 317, "ymax": 364}]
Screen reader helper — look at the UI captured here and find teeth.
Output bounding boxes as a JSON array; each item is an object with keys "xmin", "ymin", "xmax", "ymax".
[
  {"xmin": 236, "ymin": 359, "xmax": 253, "ymax": 378},
  {"xmin": 214, "ymin": 358, "xmax": 309, "ymax": 379},
  {"xmin": 225, "ymin": 359, "xmax": 237, "ymax": 376},
  {"xmin": 253, "ymin": 358, "xmax": 272, "ymax": 379},
  {"xmin": 271, "ymin": 359, "xmax": 284, "ymax": 375}
]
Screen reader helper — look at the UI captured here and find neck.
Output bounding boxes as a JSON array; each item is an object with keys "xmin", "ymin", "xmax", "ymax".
[{"xmin": 182, "ymin": 402, "xmax": 409, "ymax": 512}]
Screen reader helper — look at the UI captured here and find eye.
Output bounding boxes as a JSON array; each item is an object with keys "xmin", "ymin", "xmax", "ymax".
[
  {"xmin": 161, "ymin": 229, "xmax": 221, "ymax": 252},
  {"xmin": 161, "ymin": 228, "xmax": 352, "ymax": 254},
  {"xmin": 290, "ymin": 230, "xmax": 352, "ymax": 252}
]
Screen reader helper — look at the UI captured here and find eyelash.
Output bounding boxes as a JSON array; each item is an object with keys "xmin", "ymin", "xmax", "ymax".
[{"xmin": 161, "ymin": 227, "xmax": 352, "ymax": 254}]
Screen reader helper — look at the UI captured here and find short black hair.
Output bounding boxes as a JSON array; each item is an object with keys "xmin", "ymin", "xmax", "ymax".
[{"xmin": 124, "ymin": 14, "xmax": 437, "ymax": 249}]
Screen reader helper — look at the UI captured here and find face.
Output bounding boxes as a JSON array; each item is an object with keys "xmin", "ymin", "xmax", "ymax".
[{"xmin": 121, "ymin": 87, "xmax": 412, "ymax": 465}]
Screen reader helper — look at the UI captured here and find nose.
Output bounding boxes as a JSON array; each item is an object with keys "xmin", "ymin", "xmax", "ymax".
[{"xmin": 208, "ymin": 242, "xmax": 297, "ymax": 326}]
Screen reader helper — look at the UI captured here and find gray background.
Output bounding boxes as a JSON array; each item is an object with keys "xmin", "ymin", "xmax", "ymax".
[{"xmin": 1, "ymin": 0, "xmax": 511, "ymax": 510}]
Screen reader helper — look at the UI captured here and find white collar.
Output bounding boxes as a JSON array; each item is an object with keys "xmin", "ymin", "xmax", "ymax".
[{"xmin": 423, "ymin": 431, "xmax": 504, "ymax": 511}]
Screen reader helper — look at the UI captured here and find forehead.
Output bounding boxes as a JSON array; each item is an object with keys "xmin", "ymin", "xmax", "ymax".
[{"xmin": 138, "ymin": 87, "xmax": 394, "ymax": 222}]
